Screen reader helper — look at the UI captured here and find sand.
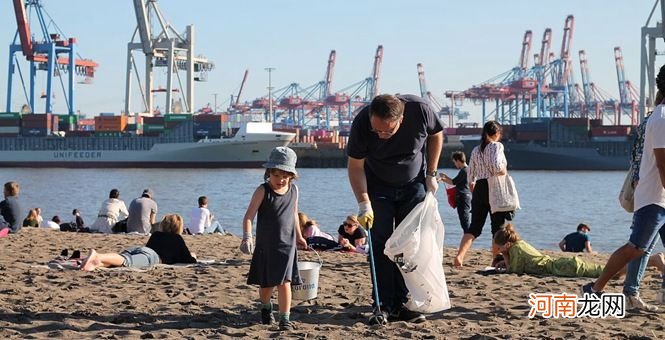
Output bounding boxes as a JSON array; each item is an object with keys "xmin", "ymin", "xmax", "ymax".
[{"xmin": 1, "ymin": 228, "xmax": 664, "ymax": 339}]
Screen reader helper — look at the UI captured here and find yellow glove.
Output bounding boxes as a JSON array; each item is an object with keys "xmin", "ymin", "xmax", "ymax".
[{"xmin": 357, "ymin": 200, "xmax": 374, "ymax": 229}]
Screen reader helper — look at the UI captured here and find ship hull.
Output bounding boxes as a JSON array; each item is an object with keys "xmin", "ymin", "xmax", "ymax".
[
  {"xmin": 461, "ymin": 140, "xmax": 629, "ymax": 170},
  {"xmin": 0, "ymin": 131, "xmax": 294, "ymax": 168}
]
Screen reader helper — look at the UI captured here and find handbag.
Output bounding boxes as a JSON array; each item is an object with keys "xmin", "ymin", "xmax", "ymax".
[
  {"xmin": 488, "ymin": 174, "xmax": 520, "ymax": 213},
  {"xmin": 619, "ymin": 168, "xmax": 635, "ymax": 213},
  {"xmin": 445, "ymin": 185, "xmax": 457, "ymax": 209}
]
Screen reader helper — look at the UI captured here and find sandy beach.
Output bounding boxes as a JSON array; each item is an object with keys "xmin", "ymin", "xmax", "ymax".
[{"xmin": 1, "ymin": 228, "xmax": 664, "ymax": 339}]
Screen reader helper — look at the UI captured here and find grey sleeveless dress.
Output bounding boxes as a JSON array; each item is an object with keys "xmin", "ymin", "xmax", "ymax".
[{"xmin": 247, "ymin": 183, "xmax": 302, "ymax": 287}]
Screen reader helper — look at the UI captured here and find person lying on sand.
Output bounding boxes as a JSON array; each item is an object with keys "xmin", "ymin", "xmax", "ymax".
[
  {"xmin": 493, "ymin": 223, "xmax": 665, "ymax": 279},
  {"xmin": 80, "ymin": 214, "xmax": 196, "ymax": 271}
]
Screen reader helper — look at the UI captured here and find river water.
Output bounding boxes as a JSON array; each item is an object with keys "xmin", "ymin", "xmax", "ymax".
[{"xmin": 0, "ymin": 168, "xmax": 658, "ymax": 253}]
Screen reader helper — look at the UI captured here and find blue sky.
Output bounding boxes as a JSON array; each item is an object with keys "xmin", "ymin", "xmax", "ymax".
[{"xmin": 0, "ymin": 0, "xmax": 660, "ymax": 120}]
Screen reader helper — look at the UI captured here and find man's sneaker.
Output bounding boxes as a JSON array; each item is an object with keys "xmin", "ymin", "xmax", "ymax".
[
  {"xmin": 656, "ymin": 289, "xmax": 665, "ymax": 304},
  {"xmin": 389, "ymin": 306, "xmax": 426, "ymax": 323},
  {"xmin": 260, "ymin": 308, "xmax": 274, "ymax": 325},
  {"xmin": 368, "ymin": 307, "xmax": 388, "ymax": 325},
  {"xmin": 581, "ymin": 282, "xmax": 604, "ymax": 298},
  {"xmin": 626, "ymin": 294, "xmax": 659, "ymax": 312},
  {"xmin": 278, "ymin": 319, "xmax": 295, "ymax": 331}
]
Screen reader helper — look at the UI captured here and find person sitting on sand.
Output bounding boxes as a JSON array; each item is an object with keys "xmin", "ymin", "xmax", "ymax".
[
  {"xmin": 494, "ymin": 223, "xmax": 665, "ymax": 279},
  {"xmin": 80, "ymin": 214, "xmax": 197, "ymax": 271},
  {"xmin": 299, "ymin": 212, "xmax": 337, "ymax": 250},
  {"xmin": 559, "ymin": 223, "xmax": 593, "ymax": 253},
  {"xmin": 72, "ymin": 209, "xmax": 85, "ymax": 229},
  {"xmin": 22, "ymin": 209, "xmax": 39, "ymax": 228},
  {"xmin": 338, "ymin": 215, "xmax": 367, "ymax": 253},
  {"xmin": 43, "ymin": 216, "xmax": 60, "ymax": 230},
  {"xmin": 91, "ymin": 189, "xmax": 129, "ymax": 234},
  {"xmin": 188, "ymin": 196, "xmax": 225, "ymax": 234}
]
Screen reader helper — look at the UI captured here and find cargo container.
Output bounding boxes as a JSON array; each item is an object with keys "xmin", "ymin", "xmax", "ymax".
[
  {"xmin": 164, "ymin": 114, "xmax": 192, "ymax": 122},
  {"xmin": 94, "ymin": 115, "xmax": 128, "ymax": 132},
  {"xmin": 0, "ymin": 126, "xmax": 20, "ymax": 134},
  {"xmin": 590, "ymin": 126, "xmax": 632, "ymax": 137},
  {"xmin": 515, "ymin": 131, "xmax": 548, "ymax": 141},
  {"xmin": 0, "ymin": 112, "xmax": 21, "ymax": 120},
  {"xmin": 143, "ymin": 117, "xmax": 165, "ymax": 125},
  {"xmin": 21, "ymin": 127, "xmax": 49, "ymax": 137}
]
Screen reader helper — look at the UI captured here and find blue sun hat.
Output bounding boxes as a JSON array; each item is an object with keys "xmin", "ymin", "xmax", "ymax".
[{"xmin": 263, "ymin": 146, "xmax": 298, "ymax": 176}]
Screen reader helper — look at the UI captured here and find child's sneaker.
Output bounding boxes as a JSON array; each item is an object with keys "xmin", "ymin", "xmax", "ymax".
[
  {"xmin": 278, "ymin": 319, "xmax": 295, "ymax": 331},
  {"xmin": 260, "ymin": 308, "xmax": 274, "ymax": 325},
  {"xmin": 656, "ymin": 289, "xmax": 665, "ymax": 304},
  {"xmin": 626, "ymin": 294, "xmax": 659, "ymax": 312}
]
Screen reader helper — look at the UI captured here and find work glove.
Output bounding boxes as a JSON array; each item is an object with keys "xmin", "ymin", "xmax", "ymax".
[
  {"xmin": 240, "ymin": 231, "xmax": 254, "ymax": 255},
  {"xmin": 357, "ymin": 200, "xmax": 374, "ymax": 229},
  {"xmin": 426, "ymin": 175, "xmax": 439, "ymax": 194}
]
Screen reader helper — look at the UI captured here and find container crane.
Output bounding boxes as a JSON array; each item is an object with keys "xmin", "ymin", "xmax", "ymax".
[
  {"xmin": 125, "ymin": 0, "xmax": 214, "ymax": 115},
  {"xmin": 7, "ymin": 0, "xmax": 98, "ymax": 114},
  {"xmin": 547, "ymin": 15, "xmax": 575, "ymax": 117},
  {"xmin": 639, "ymin": 0, "xmax": 665, "ymax": 119},
  {"xmin": 338, "ymin": 45, "xmax": 384, "ymax": 117},
  {"xmin": 614, "ymin": 47, "xmax": 638, "ymax": 125}
]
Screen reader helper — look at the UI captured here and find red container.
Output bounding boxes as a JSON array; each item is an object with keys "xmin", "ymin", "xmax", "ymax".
[
  {"xmin": 590, "ymin": 126, "xmax": 631, "ymax": 137},
  {"xmin": 0, "ymin": 119, "xmax": 20, "ymax": 127},
  {"xmin": 443, "ymin": 128, "xmax": 457, "ymax": 135},
  {"xmin": 456, "ymin": 128, "xmax": 482, "ymax": 135},
  {"xmin": 446, "ymin": 186, "xmax": 457, "ymax": 209},
  {"xmin": 193, "ymin": 114, "xmax": 222, "ymax": 122},
  {"xmin": 21, "ymin": 113, "xmax": 52, "ymax": 129},
  {"xmin": 590, "ymin": 119, "xmax": 603, "ymax": 128}
]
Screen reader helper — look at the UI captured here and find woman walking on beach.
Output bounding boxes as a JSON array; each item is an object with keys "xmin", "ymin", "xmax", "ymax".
[
  {"xmin": 454, "ymin": 121, "xmax": 514, "ymax": 267},
  {"xmin": 240, "ymin": 146, "xmax": 307, "ymax": 331}
]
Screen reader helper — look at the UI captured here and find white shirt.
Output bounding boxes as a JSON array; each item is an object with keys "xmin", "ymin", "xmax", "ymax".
[
  {"xmin": 635, "ymin": 105, "xmax": 665, "ymax": 210},
  {"xmin": 43, "ymin": 220, "xmax": 60, "ymax": 229},
  {"xmin": 91, "ymin": 198, "xmax": 129, "ymax": 233},
  {"xmin": 468, "ymin": 141, "xmax": 507, "ymax": 184},
  {"xmin": 189, "ymin": 207, "xmax": 212, "ymax": 234}
]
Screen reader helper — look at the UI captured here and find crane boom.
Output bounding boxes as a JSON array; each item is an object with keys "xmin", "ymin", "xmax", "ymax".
[
  {"xmin": 519, "ymin": 30, "xmax": 533, "ymax": 70},
  {"xmin": 417, "ymin": 63, "xmax": 428, "ymax": 99},
  {"xmin": 538, "ymin": 29, "xmax": 552, "ymax": 66},
  {"xmin": 12, "ymin": 0, "xmax": 32, "ymax": 58},
  {"xmin": 324, "ymin": 50, "xmax": 336, "ymax": 97},
  {"xmin": 132, "ymin": 0, "xmax": 153, "ymax": 54},
  {"xmin": 235, "ymin": 69, "xmax": 249, "ymax": 106},
  {"xmin": 370, "ymin": 45, "xmax": 383, "ymax": 98},
  {"xmin": 578, "ymin": 50, "xmax": 592, "ymax": 105},
  {"xmin": 614, "ymin": 46, "xmax": 629, "ymax": 104},
  {"xmin": 559, "ymin": 15, "xmax": 575, "ymax": 84}
]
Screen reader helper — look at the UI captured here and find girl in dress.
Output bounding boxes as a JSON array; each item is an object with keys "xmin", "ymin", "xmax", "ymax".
[{"xmin": 240, "ymin": 146, "xmax": 307, "ymax": 330}]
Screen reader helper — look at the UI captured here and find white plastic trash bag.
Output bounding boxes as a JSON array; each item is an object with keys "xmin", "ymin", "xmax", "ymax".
[{"xmin": 384, "ymin": 192, "xmax": 451, "ymax": 313}]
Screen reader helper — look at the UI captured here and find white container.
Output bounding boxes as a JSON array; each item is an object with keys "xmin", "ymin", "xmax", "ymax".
[{"xmin": 292, "ymin": 251, "xmax": 322, "ymax": 301}]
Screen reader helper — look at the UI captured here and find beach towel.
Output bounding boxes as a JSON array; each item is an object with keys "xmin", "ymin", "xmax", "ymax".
[
  {"xmin": 44, "ymin": 258, "xmax": 224, "ymax": 271},
  {"xmin": 384, "ymin": 192, "xmax": 451, "ymax": 313},
  {"xmin": 0, "ymin": 227, "xmax": 9, "ymax": 238}
]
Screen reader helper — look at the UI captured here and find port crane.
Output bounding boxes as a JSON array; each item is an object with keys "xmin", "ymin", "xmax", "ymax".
[
  {"xmin": 614, "ymin": 47, "xmax": 639, "ymax": 125},
  {"xmin": 639, "ymin": 0, "xmax": 665, "ymax": 120},
  {"xmin": 337, "ymin": 45, "xmax": 384, "ymax": 117},
  {"xmin": 125, "ymin": 0, "xmax": 214, "ymax": 115},
  {"xmin": 7, "ymin": 0, "xmax": 98, "ymax": 115}
]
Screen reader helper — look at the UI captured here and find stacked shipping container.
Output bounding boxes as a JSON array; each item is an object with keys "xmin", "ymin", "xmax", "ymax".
[
  {"xmin": 0, "ymin": 112, "xmax": 21, "ymax": 136},
  {"xmin": 22, "ymin": 113, "xmax": 56, "ymax": 137}
]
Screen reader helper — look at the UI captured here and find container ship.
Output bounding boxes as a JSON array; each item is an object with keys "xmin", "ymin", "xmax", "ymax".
[
  {"xmin": 0, "ymin": 112, "xmax": 295, "ymax": 168},
  {"xmin": 447, "ymin": 117, "xmax": 633, "ymax": 171}
]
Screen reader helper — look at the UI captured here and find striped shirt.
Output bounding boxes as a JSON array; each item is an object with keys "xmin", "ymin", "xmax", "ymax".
[{"xmin": 468, "ymin": 141, "xmax": 507, "ymax": 184}]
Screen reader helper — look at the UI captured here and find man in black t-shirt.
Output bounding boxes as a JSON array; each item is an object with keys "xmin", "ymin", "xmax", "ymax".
[
  {"xmin": 347, "ymin": 94, "xmax": 444, "ymax": 324},
  {"xmin": 559, "ymin": 223, "xmax": 593, "ymax": 253}
]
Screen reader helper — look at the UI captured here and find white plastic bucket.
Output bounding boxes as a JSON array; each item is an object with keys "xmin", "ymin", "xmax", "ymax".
[{"xmin": 292, "ymin": 251, "xmax": 322, "ymax": 300}]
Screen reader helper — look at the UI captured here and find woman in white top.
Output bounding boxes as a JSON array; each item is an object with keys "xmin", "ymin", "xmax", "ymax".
[
  {"xmin": 454, "ymin": 121, "xmax": 514, "ymax": 267},
  {"xmin": 91, "ymin": 189, "xmax": 129, "ymax": 233}
]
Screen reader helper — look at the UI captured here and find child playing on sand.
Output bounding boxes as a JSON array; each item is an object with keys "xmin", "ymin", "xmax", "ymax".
[
  {"xmin": 493, "ymin": 223, "xmax": 665, "ymax": 278},
  {"xmin": 80, "ymin": 214, "xmax": 196, "ymax": 271},
  {"xmin": 240, "ymin": 146, "xmax": 307, "ymax": 331}
]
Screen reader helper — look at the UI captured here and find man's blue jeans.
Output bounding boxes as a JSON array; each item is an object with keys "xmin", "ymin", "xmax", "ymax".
[
  {"xmin": 368, "ymin": 176, "xmax": 426, "ymax": 311},
  {"xmin": 623, "ymin": 204, "xmax": 665, "ymax": 296}
]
